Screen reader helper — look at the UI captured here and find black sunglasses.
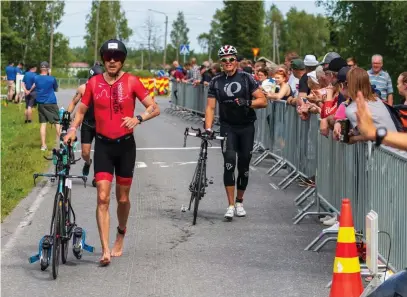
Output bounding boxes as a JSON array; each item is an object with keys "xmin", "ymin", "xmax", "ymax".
[
  {"xmin": 103, "ymin": 52, "xmax": 126, "ymax": 62},
  {"xmin": 220, "ymin": 57, "xmax": 236, "ymax": 63}
]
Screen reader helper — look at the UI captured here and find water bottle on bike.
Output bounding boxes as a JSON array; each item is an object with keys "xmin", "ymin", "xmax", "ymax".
[{"xmin": 59, "ymin": 106, "xmax": 65, "ymax": 124}]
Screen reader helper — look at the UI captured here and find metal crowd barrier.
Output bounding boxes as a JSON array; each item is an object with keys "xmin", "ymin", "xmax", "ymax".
[{"xmin": 166, "ymin": 82, "xmax": 407, "ymax": 274}]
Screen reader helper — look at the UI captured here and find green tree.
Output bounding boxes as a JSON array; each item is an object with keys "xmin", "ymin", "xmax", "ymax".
[
  {"xmin": 170, "ymin": 11, "xmax": 190, "ymax": 62},
  {"xmin": 221, "ymin": 0, "xmax": 265, "ymax": 59},
  {"xmin": 1, "ymin": 0, "xmax": 71, "ymax": 68},
  {"xmin": 279, "ymin": 8, "xmax": 329, "ymax": 59},
  {"xmin": 317, "ymin": 0, "xmax": 407, "ymax": 103},
  {"xmin": 84, "ymin": 0, "xmax": 133, "ymax": 64}
]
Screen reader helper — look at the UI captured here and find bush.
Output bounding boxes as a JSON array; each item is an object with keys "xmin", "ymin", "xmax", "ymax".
[
  {"xmin": 129, "ymin": 70, "xmax": 155, "ymax": 78},
  {"xmin": 76, "ymin": 69, "xmax": 89, "ymax": 79}
]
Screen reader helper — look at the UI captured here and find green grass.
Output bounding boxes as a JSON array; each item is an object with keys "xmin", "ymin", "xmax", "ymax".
[{"xmin": 1, "ymin": 102, "xmax": 55, "ymax": 221}]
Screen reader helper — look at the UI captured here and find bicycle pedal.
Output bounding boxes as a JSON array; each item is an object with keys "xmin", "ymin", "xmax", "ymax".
[{"xmin": 50, "ymin": 177, "xmax": 56, "ymax": 183}]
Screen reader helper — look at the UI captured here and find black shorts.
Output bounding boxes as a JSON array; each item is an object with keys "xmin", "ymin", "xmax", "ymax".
[
  {"xmin": 25, "ymin": 91, "xmax": 36, "ymax": 108},
  {"xmin": 94, "ymin": 133, "xmax": 136, "ymax": 186},
  {"xmin": 80, "ymin": 122, "xmax": 96, "ymax": 144}
]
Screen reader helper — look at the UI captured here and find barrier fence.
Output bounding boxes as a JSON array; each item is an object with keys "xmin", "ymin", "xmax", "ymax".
[{"xmin": 168, "ymin": 81, "xmax": 407, "ymax": 275}]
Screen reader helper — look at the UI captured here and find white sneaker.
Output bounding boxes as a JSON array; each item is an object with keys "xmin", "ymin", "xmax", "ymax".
[
  {"xmin": 224, "ymin": 206, "xmax": 234, "ymax": 220},
  {"xmin": 319, "ymin": 215, "xmax": 333, "ymax": 222},
  {"xmin": 323, "ymin": 221, "xmax": 340, "ymax": 232},
  {"xmin": 235, "ymin": 202, "xmax": 246, "ymax": 217},
  {"xmin": 323, "ymin": 215, "xmax": 338, "ymax": 226},
  {"xmin": 40, "ymin": 145, "xmax": 47, "ymax": 151}
]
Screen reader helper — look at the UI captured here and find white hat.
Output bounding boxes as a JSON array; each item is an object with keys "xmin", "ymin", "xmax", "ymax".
[
  {"xmin": 304, "ymin": 55, "xmax": 319, "ymax": 67},
  {"xmin": 307, "ymin": 71, "xmax": 319, "ymax": 84}
]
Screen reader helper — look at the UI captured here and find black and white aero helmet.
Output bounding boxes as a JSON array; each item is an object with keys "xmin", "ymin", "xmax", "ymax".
[{"xmin": 218, "ymin": 45, "xmax": 238, "ymax": 58}]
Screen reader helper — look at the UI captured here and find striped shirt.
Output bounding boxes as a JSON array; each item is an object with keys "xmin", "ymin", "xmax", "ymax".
[{"xmin": 368, "ymin": 69, "xmax": 393, "ymax": 100}]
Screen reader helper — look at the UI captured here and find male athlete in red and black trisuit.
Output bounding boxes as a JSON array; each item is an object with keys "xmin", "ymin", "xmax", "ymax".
[{"xmin": 64, "ymin": 39, "xmax": 160, "ymax": 266}]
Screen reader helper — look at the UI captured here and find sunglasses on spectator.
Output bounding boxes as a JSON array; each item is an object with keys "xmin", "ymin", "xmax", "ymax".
[
  {"xmin": 103, "ymin": 52, "xmax": 126, "ymax": 62},
  {"xmin": 220, "ymin": 57, "xmax": 236, "ymax": 63}
]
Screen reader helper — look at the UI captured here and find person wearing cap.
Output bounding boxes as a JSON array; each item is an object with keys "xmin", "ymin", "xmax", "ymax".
[
  {"xmin": 67, "ymin": 64, "xmax": 104, "ymax": 185},
  {"xmin": 31, "ymin": 61, "xmax": 61, "ymax": 151},
  {"xmin": 326, "ymin": 57, "xmax": 348, "ymax": 86},
  {"xmin": 287, "ymin": 59, "xmax": 306, "ymax": 105},
  {"xmin": 320, "ymin": 52, "xmax": 341, "ymax": 70},
  {"xmin": 64, "ymin": 39, "xmax": 160, "ymax": 266},
  {"xmin": 296, "ymin": 55, "xmax": 319, "ymax": 111}
]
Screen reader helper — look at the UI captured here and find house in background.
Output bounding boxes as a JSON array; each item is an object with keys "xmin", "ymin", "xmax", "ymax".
[{"xmin": 67, "ymin": 62, "xmax": 90, "ymax": 77}]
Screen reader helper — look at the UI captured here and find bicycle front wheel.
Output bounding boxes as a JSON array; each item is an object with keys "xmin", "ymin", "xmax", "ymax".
[
  {"xmin": 193, "ymin": 161, "xmax": 206, "ymax": 225},
  {"xmin": 52, "ymin": 194, "xmax": 62, "ymax": 279},
  {"xmin": 61, "ymin": 186, "xmax": 71, "ymax": 264}
]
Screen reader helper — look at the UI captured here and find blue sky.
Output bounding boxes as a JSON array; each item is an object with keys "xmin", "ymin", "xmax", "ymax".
[{"xmin": 57, "ymin": 0, "xmax": 325, "ymax": 52}]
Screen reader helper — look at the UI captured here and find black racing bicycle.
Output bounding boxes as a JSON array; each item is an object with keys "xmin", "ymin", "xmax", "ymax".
[
  {"xmin": 29, "ymin": 111, "xmax": 94, "ymax": 279},
  {"xmin": 182, "ymin": 127, "xmax": 226, "ymax": 225}
]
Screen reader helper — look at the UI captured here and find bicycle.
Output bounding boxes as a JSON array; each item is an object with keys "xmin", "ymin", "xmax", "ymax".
[
  {"xmin": 181, "ymin": 127, "xmax": 226, "ymax": 225},
  {"xmin": 29, "ymin": 111, "xmax": 94, "ymax": 279}
]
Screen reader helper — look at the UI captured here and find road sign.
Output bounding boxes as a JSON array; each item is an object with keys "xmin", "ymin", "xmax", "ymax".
[
  {"xmin": 180, "ymin": 44, "xmax": 190, "ymax": 55},
  {"xmin": 252, "ymin": 48, "xmax": 260, "ymax": 57}
]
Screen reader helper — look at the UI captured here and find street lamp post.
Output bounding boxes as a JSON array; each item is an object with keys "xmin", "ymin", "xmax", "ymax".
[{"xmin": 148, "ymin": 9, "xmax": 168, "ymax": 68}]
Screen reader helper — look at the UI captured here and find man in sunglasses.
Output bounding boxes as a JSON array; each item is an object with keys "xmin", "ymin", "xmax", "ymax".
[
  {"xmin": 64, "ymin": 39, "xmax": 160, "ymax": 266},
  {"xmin": 204, "ymin": 45, "xmax": 267, "ymax": 221},
  {"xmin": 67, "ymin": 64, "xmax": 104, "ymax": 186}
]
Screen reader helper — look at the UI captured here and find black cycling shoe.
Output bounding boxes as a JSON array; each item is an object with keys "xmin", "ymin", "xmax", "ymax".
[{"xmin": 82, "ymin": 159, "xmax": 92, "ymax": 176}]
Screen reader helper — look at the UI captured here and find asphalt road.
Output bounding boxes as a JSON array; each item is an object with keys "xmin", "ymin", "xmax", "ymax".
[{"xmin": 1, "ymin": 89, "xmax": 335, "ymax": 297}]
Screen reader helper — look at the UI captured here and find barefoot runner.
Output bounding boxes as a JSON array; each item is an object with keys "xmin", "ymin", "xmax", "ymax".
[{"xmin": 64, "ymin": 39, "xmax": 160, "ymax": 266}]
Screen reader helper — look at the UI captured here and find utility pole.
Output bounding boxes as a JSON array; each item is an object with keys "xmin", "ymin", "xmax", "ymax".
[
  {"xmin": 140, "ymin": 44, "xmax": 144, "ymax": 70},
  {"xmin": 94, "ymin": 0, "xmax": 101, "ymax": 64},
  {"xmin": 163, "ymin": 14, "xmax": 168, "ymax": 68},
  {"xmin": 276, "ymin": 23, "xmax": 280, "ymax": 64},
  {"xmin": 49, "ymin": 1, "xmax": 55, "ymax": 72},
  {"xmin": 272, "ymin": 22, "xmax": 276, "ymax": 63}
]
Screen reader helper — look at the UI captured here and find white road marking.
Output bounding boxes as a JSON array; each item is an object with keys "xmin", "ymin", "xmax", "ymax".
[
  {"xmin": 174, "ymin": 161, "xmax": 197, "ymax": 166},
  {"xmin": 1, "ymin": 183, "xmax": 51, "ymax": 256},
  {"xmin": 249, "ymin": 165, "xmax": 257, "ymax": 171},
  {"xmin": 75, "ymin": 147, "xmax": 221, "ymax": 152},
  {"xmin": 135, "ymin": 162, "xmax": 147, "ymax": 168}
]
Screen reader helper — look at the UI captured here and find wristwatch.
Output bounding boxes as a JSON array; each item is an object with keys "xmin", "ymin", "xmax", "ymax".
[
  {"xmin": 375, "ymin": 127, "xmax": 387, "ymax": 146},
  {"xmin": 136, "ymin": 115, "xmax": 143, "ymax": 123}
]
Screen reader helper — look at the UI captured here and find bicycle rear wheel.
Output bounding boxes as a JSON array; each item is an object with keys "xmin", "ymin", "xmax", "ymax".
[
  {"xmin": 52, "ymin": 194, "xmax": 62, "ymax": 279},
  {"xmin": 193, "ymin": 160, "xmax": 205, "ymax": 225}
]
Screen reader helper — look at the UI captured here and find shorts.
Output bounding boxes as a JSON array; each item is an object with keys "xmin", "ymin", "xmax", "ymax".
[
  {"xmin": 80, "ymin": 122, "xmax": 96, "ymax": 144},
  {"xmin": 38, "ymin": 103, "xmax": 60, "ymax": 124},
  {"xmin": 7, "ymin": 81, "xmax": 15, "ymax": 93},
  {"xmin": 25, "ymin": 91, "xmax": 36, "ymax": 108},
  {"xmin": 94, "ymin": 133, "xmax": 136, "ymax": 186}
]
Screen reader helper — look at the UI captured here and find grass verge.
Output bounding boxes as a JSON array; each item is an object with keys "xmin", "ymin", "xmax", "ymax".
[{"xmin": 1, "ymin": 102, "xmax": 56, "ymax": 221}]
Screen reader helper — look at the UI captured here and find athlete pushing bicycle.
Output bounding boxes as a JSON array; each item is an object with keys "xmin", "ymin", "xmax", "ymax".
[
  {"xmin": 64, "ymin": 39, "xmax": 160, "ymax": 266},
  {"xmin": 204, "ymin": 45, "xmax": 267, "ymax": 220}
]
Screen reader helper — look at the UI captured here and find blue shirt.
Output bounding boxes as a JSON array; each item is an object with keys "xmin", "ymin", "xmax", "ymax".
[
  {"xmin": 22, "ymin": 71, "xmax": 37, "ymax": 90},
  {"xmin": 34, "ymin": 75, "xmax": 58, "ymax": 104},
  {"xmin": 16, "ymin": 67, "xmax": 23, "ymax": 75},
  {"xmin": 5, "ymin": 66, "xmax": 16, "ymax": 81},
  {"xmin": 368, "ymin": 69, "xmax": 393, "ymax": 100}
]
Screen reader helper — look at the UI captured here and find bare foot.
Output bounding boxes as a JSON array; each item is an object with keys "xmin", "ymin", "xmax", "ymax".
[
  {"xmin": 111, "ymin": 233, "xmax": 125, "ymax": 257},
  {"xmin": 99, "ymin": 249, "xmax": 111, "ymax": 266}
]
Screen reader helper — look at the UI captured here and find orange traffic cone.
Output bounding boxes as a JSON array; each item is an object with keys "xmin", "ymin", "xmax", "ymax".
[{"xmin": 329, "ymin": 198, "xmax": 364, "ymax": 297}]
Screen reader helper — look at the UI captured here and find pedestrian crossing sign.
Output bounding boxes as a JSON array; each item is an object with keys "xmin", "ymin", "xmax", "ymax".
[{"xmin": 180, "ymin": 44, "xmax": 190, "ymax": 55}]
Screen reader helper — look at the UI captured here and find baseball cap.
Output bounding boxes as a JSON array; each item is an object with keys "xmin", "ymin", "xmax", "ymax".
[
  {"xmin": 328, "ymin": 57, "xmax": 348, "ymax": 72},
  {"xmin": 304, "ymin": 55, "xmax": 319, "ymax": 67},
  {"xmin": 291, "ymin": 58, "xmax": 305, "ymax": 70},
  {"xmin": 320, "ymin": 52, "xmax": 340, "ymax": 65},
  {"xmin": 337, "ymin": 66, "xmax": 350, "ymax": 83},
  {"xmin": 40, "ymin": 61, "xmax": 49, "ymax": 68}
]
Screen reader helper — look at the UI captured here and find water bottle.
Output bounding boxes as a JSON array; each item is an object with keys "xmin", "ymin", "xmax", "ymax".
[{"xmin": 59, "ymin": 106, "xmax": 65, "ymax": 124}]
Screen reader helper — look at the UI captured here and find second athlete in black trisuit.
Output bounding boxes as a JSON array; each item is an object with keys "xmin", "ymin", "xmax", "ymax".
[{"xmin": 204, "ymin": 45, "xmax": 267, "ymax": 220}]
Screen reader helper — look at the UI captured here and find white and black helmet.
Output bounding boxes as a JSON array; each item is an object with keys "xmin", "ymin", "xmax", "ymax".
[{"xmin": 218, "ymin": 45, "xmax": 238, "ymax": 58}]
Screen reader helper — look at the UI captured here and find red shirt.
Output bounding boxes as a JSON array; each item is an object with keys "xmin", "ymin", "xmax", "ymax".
[{"xmin": 81, "ymin": 73, "xmax": 149, "ymax": 139}]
